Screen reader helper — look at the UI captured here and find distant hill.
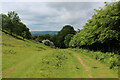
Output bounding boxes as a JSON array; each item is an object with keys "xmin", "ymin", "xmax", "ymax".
[{"xmin": 31, "ymin": 31, "xmax": 58, "ymax": 36}]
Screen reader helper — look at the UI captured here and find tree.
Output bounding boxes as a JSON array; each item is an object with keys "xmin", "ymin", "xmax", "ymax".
[
  {"xmin": 64, "ymin": 34, "xmax": 74, "ymax": 47},
  {"xmin": 1, "ymin": 11, "xmax": 32, "ymax": 39},
  {"xmin": 44, "ymin": 34, "xmax": 51, "ymax": 40},
  {"xmin": 1, "ymin": 14, "xmax": 8, "ymax": 30},
  {"xmin": 69, "ymin": 1, "xmax": 120, "ymax": 53},
  {"xmin": 56, "ymin": 25, "xmax": 76, "ymax": 48},
  {"xmin": 7, "ymin": 11, "xmax": 20, "ymax": 35},
  {"xmin": 32, "ymin": 34, "xmax": 52, "ymax": 43},
  {"xmin": 77, "ymin": 28, "xmax": 81, "ymax": 33},
  {"xmin": 22, "ymin": 31, "xmax": 26, "ymax": 40},
  {"xmin": 51, "ymin": 34, "xmax": 57, "ymax": 46}
]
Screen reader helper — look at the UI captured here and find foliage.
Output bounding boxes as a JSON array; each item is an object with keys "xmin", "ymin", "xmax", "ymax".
[
  {"xmin": 56, "ymin": 25, "xmax": 76, "ymax": 48},
  {"xmin": 31, "ymin": 25, "xmax": 76, "ymax": 48},
  {"xmin": 42, "ymin": 40, "xmax": 55, "ymax": 48},
  {"xmin": 1, "ymin": 11, "xmax": 31, "ymax": 39},
  {"xmin": 70, "ymin": 48, "xmax": 119, "ymax": 69},
  {"xmin": 2, "ymin": 32, "xmax": 118, "ymax": 78},
  {"xmin": 22, "ymin": 31, "xmax": 26, "ymax": 39},
  {"xmin": 51, "ymin": 34, "xmax": 57, "ymax": 46},
  {"xmin": 32, "ymin": 34, "xmax": 51, "ymax": 43},
  {"xmin": 64, "ymin": 34, "xmax": 74, "ymax": 47},
  {"xmin": 69, "ymin": 2, "xmax": 120, "ymax": 53}
]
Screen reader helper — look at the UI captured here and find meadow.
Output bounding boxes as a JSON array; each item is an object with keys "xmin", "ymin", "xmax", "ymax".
[
  {"xmin": 2, "ymin": 32, "xmax": 118, "ymax": 78},
  {"xmin": 1, "ymin": 1, "xmax": 120, "ymax": 79}
]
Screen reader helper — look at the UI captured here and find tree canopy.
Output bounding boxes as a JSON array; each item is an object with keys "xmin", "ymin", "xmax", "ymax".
[
  {"xmin": 56, "ymin": 25, "xmax": 76, "ymax": 48},
  {"xmin": 1, "ymin": 11, "xmax": 31, "ymax": 39},
  {"xmin": 64, "ymin": 34, "xmax": 74, "ymax": 48},
  {"xmin": 69, "ymin": 2, "xmax": 120, "ymax": 53}
]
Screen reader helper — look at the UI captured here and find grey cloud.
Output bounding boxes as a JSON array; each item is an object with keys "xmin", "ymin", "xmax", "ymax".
[{"xmin": 2, "ymin": 2, "xmax": 105, "ymax": 31}]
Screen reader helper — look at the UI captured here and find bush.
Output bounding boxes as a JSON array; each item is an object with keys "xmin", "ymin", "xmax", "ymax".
[{"xmin": 42, "ymin": 40, "xmax": 55, "ymax": 48}]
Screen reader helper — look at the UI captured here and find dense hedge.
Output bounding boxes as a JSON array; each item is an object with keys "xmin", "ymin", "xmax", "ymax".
[{"xmin": 69, "ymin": 2, "xmax": 120, "ymax": 53}]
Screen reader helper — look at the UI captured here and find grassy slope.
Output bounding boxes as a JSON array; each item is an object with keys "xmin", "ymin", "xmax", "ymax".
[
  {"xmin": 2, "ymin": 32, "xmax": 118, "ymax": 78},
  {"xmin": 2, "ymin": 32, "xmax": 87, "ymax": 78}
]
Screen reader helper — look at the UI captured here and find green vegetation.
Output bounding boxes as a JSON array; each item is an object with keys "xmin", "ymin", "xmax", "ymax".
[
  {"xmin": 1, "ymin": 11, "xmax": 31, "ymax": 39},
  {"xmin": 69, "ymin": 2, "xmax": 120, "ymax": 53},
  {"xmin": 42, "ymin": 40, "xmax": 55, "ymax": 48},
  {"xmin": 70, "ymin": 48, "xmax": 120, "ymax": 70},
  {"xmin": 32, "ymin": 34, "xmax": 51, "ymax": 43},
  {"xmin": 2, "ymin": 32, "xmax": 118, "ymax": 78},
  {"xmin": 1, "ymin": 1, "xmax": 120, "ymax": 78},
  {"xmin": 67, "ymin": 49, "xmax": 118, "ymax": 78},
  {"xmin": 55, "ymin": 25, "xmax": 76, "ymax": 48},
  {"xmin": 32, "ymin": 25, "xmax": 76, "ymax": 48},
  {"xmin": 64, "ymin": 34, "xmax": 74, "ymax": 48}
]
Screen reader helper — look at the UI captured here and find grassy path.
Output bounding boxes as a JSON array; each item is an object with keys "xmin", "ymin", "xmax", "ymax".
[
  {"xmin": 3, "ymin": 49, "xmax": 118, "ymax": 78},
  {"xmin": 74, "ymin": 54, "xmax": 93, "ymax": 78},
  {"xmin": 3, "ymin": 49, "xmax": 88, "ymax": 78},
  {"xmin": 2, "ymin": 33, "xmax": 118, "ymax": 78},
  {"xmin": 65, "ymin": 49, "xmax": 118, "ymax": 78}
]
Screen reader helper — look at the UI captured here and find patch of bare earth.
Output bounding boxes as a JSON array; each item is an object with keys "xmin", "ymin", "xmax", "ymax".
[{"xmin": 74, "ymin": 54, "xmax": 93, "ymax": 78}]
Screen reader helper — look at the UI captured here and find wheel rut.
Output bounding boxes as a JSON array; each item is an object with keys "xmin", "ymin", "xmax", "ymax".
[{"xmin": 74, "ymin": 54, "xmax": 93, "ymax": 78}]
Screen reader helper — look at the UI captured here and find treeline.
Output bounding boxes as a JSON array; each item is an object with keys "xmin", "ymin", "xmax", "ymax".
[
  {"xmin": 1, "ymin": 11, "xmax": 76, "ymax": 47},
  {"xmin": 1, "ymin": 11, "xmax": 31, "ymax": 39},
  {"xmin": 34, "ymin": 1, "xmax": 120, "ymax": 53},
  {"xmin": 2, "ymin": 1, "xmax": 120, "ymax": 54},
  {"xmin": 33, "ymin": 25, "xmax": 76, "ymax": 48},
  {"xmin": 69, "ymin": 2, "xmax": 120, "ymax": 54},
  {"xmin": 32, "ymin": 34, "xmax": 52, "ymax": 43}
]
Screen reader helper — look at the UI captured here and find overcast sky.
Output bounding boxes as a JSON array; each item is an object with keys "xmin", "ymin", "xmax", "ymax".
[{"xmin": 1, "ymin": 2, "xmax": 106, "ymax": 31}]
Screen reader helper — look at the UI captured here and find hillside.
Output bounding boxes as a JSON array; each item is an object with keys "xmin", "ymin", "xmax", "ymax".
[
  {"xmin": 31, "ymin": 31, "xmax": 58, "ymax": 36},
  {"xmin": 2, "ymin": 32, "xmax": 118, "ymax": 78}
]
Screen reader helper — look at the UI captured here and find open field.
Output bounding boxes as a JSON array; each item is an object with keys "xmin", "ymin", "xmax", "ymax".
[{"xmin": 2, "ymin": 32, "xmax": 118, "ymax": 78}]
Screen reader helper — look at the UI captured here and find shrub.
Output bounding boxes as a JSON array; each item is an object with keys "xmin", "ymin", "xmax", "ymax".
[{"xmin": 42, "ymin": 40, "xmax": 55, "ymax": 48}]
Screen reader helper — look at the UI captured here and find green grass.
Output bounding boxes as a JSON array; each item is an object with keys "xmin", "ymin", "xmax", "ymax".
[
  {"xmin": 68, "ymin": 49, "xmax": 118, "ymax": 78},
  {"xmin": 2, "ymin": 32, "xmax": 118, "ymax": 78}
]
